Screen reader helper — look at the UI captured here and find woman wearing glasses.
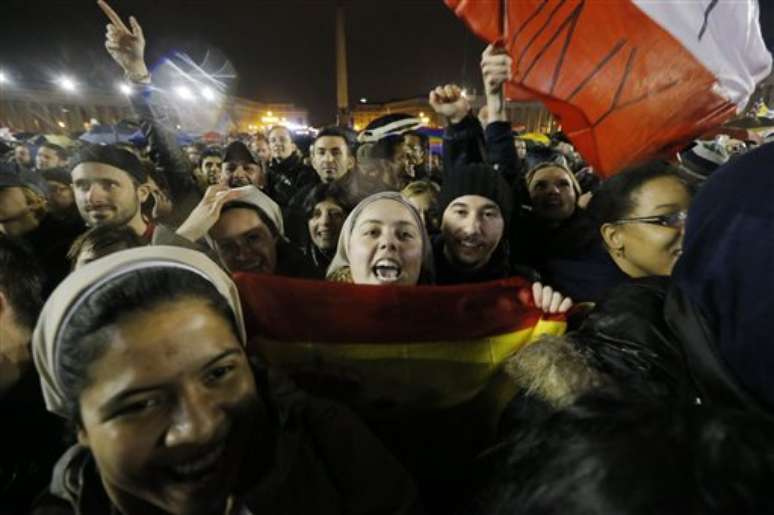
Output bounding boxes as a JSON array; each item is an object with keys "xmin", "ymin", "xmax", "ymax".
[
  {"xmin": 590, "ymin": 162, "xmax": 691, "ymax": 279},
  {"xmin": 555, "ymin": 163, "xmax": 694, "ymax": 399},
  {"xmin": 533, "ymin": 162, "xmax": 692, "ymax": 304}
]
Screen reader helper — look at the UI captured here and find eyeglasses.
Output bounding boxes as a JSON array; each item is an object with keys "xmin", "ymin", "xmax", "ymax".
[{"xmin": 613, "ymin": 210, "xmax": 687, "ymax": 228}]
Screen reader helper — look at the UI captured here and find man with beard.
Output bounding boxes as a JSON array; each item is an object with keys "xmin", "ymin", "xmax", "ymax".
[
  {"xmin": 433, "ymin": 163, "xmax": 517, "ymax": 285},
  {"xmin": 71, "ymin": 144, "xmax": 152, "ymax": 239},
  {"xmin": 72, "ymin": 145, "xmax": 206, "ymax": 258},
  {"xmin": 267, "ymin": 125, "xmax": 317, "ymax": 207},
  {"xmin": 221, "ymin": 141, "xmax": 268, "ymax": 190}
]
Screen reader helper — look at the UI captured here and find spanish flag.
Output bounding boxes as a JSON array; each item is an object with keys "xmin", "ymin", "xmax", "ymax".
[
  {"xmin": 235, "ymin": 274, "xmax": 566, "ymax": 475},
  {"xmin": 236, "ymin": 274, "xmax": 565, "ymax": 411}
]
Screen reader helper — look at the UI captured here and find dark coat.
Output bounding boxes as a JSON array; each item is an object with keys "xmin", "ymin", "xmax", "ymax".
[
  {"xmin": 130, "ymin": 89, "xmax": 202, "ymax": 227},
  {"xmin": 432, "ymin": 236, "xmax": 509, "ymax": 286},
  {"xmin": 0, "ymin": 370, "xmax": 67, "ymax": 514},
  {"xmin": 22, "ymin": 213, "xmax": 85, "ymax": 294},
  {"xmin": 574, "ymin": 277, "xmax": 694, "ymax": 400},
  {"xmin": 267, "ymin": 154, "xmax": 318, "ymax": 208},
  {"xmin": 276, "ymin": 239, "xmax": 318, "ymax": 279},
  {"xmin": 667, "ymin": 142, "xmax": 774, "ymax": 414},
  {"xmin": 300, "ymin": 242, "xmax": 334, "ymax": 280}
]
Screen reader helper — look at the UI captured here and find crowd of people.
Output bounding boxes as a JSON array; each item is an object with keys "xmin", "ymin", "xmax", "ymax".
[{"xmin": 2, "ymin": 1, "xmax": 774, "ymax": 514}]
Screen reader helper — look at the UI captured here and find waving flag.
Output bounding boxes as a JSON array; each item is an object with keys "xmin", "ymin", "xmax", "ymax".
[
  {"xmin": 446, "ymin": 0, "xmax": 772, "ymax": 176},
  {"xmin": 235, "ymin": 274, "xmax": 565, "ymax": 412}
]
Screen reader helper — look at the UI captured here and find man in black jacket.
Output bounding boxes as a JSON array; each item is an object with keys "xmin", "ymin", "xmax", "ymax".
[
  {"xmin": 267, "ymin": 125, "xmax": 317, "ymax": 207},
  {"xmin": 433, "ymin": 163, "xmax": 516, "ymax": 285}
]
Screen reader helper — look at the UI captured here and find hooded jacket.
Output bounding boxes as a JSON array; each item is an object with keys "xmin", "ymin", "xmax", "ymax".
[{"xmin": 666, "ymin": 142, "xmax": 774, "ymax": 414}]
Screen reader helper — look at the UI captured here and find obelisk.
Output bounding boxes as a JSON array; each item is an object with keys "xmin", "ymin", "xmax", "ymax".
[{"xmin": 335, "ymin": 1, "xmax": 351, "ymax": 127}]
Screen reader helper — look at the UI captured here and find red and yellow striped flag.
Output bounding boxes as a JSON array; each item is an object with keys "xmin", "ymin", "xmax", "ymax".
[{"xmin": 235, "ymin": 274, "xmax": 566, "ymax": 413}]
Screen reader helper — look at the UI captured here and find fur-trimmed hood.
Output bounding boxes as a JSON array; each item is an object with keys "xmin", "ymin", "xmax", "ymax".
[{"xmin": 503, "ymin": 334, "xmax": 606, "ymax": 409}]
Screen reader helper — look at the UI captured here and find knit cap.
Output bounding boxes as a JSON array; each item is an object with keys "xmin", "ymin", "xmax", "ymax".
[{"xmin": 438, "ymin": 163, "xmax": 513, "ymax": 224}]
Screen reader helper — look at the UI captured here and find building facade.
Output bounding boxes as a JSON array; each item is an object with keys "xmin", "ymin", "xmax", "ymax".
[
  {"xmin": 352, "ymin": 95, "xmax": 558, "ymax": 133},
  {"xmin": 0, "ymin": 86, "xmax": 308, "ymax": 135}
]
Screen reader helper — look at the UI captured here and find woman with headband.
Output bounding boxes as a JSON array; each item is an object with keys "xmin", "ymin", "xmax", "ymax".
[{"xmin": 30, "ymin": 246, "xmax": 419, "ymax": 515}]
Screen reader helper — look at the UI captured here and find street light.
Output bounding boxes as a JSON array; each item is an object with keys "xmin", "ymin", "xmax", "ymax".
[
  {"xmin": 118, "ymin": 82, "xmax": 132, "ymax": 96},
  {"xmin": 201, "ymin": 86, "xmax": 215, "ymax": 101},
  {"xmin": 58, "ymin": 76, "xmax": 77, "ymax": 92},
  {"xmin": 174, "ymin": 85, "xmax": 194, "ymax": 101},
  {"xmin": 0, "ymin": 72, "xmax": 7, "ymax": 84},
  {"xmin": 359, "ymin": 97, "xmax": 368, "ymax": 104}
]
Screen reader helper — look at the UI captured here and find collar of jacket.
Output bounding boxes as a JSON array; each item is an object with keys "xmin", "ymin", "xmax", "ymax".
[{"xmin": 270, "ymin": 153, "xmax": 302, "ymax": 172}]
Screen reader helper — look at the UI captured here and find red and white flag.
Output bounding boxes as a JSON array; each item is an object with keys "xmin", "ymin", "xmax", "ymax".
[{"xmin": 446, "ymin": 0, "xmax": 772, "ymax": 176}]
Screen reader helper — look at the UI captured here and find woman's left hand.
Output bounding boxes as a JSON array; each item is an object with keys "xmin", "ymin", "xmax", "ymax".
[{"xmin": 532, "ymin": 282, "xmax": 573, "ymax": 314}]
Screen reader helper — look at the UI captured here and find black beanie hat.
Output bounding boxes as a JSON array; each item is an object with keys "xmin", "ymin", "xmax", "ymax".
[
  {"xmin": 223, "ymin": 141, "xmax": 257, "ymax": 165},
  {"xmin": 72, "ymin": 145, "xmax": 147, "ymax": 183},
  {"xmin": 439, "ymin": 164, "xmax": 513, "ymax": 224},
  {"xmin": 41, "ymin": 166, "xmax": 72, "ymax": 186}
]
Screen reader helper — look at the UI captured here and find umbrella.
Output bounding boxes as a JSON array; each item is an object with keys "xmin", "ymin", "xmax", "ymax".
[{"xmin": 43, "ymin": 134, "xmax": 75, "ymax": 148}]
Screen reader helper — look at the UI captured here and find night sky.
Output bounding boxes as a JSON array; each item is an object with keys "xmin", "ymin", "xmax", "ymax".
[{"xmin": 2, "ymin": 1, "xmax": 774, "ymax": 126}]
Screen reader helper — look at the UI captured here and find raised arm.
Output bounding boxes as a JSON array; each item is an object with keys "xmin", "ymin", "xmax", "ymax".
[
  {"xmin": 429, "ymin": 83, "xmax": 486, "ymax": 172},
  {"xmin": 99, "ymin": 0, "xmax": 201, "ymax": 225}
]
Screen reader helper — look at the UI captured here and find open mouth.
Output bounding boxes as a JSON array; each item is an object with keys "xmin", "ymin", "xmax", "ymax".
[
  {"xmin": 458, "ymin": 239, "xmax": 483, "ymax": 252},
  {"xmin": 372, "ymin": 259, "xmax": 402, "ymax": 282}
]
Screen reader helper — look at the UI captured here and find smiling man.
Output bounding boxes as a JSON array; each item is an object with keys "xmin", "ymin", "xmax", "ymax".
[
  {"xmin": 434, "ymin": 163, "xmax": 514, "ymax": 285},
  {"xmin": 71, "ymin": 145, "xmax": 152, "ymax": 239},
  {"xmin": 266, "ymin": 126, "xmax": 317, "ymax": 207}
]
